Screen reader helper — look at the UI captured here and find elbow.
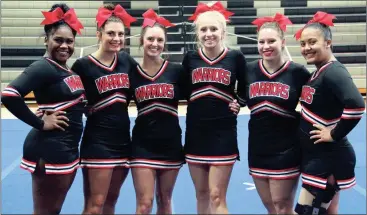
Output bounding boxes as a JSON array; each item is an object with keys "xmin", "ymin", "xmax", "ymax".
[
  {"xmin": 1, "ymin": 94, "xmax": 10, "ymax": 107},
  {"xmin": 345, "ymin": 97, "xmax": 366, "ymax": 109},
  {"xmin": 1, "ymin": 93, "xmax": 20, "ymax": 110}
]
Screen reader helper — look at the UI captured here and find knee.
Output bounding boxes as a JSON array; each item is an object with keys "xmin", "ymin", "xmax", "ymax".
[
  {"xmin": 273, "ymin": 197, "xmax": 292, "ymax": 213},
  {"xmin": 209, "ymin": 188, "xmax": 225, "ymax": 207},
  {"xmin": 85, "ymin": 196, "xmax": 105, "ymax": 214},
  {"xmin": 195, "ymin": 188, "xmax": 209, "ymax": 201},
  {"xmin": 156, "ymin": 192, "xmax": 172, "ymax": 208},
  {"xmin": 105, "ymin": 192, "xmax": 120, "ymax": 207},
  {"xmin": 137, "ymin": 197, "xmax": 153, "ymax": 213}
]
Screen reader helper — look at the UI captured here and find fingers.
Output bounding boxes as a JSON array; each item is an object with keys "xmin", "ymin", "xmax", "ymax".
[
  {"xmin": 313, "ymin": 139, "xmax": 323, "ymax": 144},
  {"xmin": 310, "ymin": 134, "xmax": 321, "ymax": 140},
  {"xmin": 53, "ymin": 111, "xmax": 67, "ymax": 116},
  {"xmin": 57, "ymin": 115, "xmax": 69, "ymax": 122},
  {"xmin": 54, "ymin": 124, "xmax": 66, "ymax": 131},
  {"xmin": 309, "ymin": 130, "xmax": 320, "ymax": 135},
  {"xmin": 229, "ymin": 100, "xmax": 240, "ymax": 115},
  {"xmin": 35, "ymin": 112, "xmax": 44, "ymax": 117},
  {"xmin": 229, "ymin": 106, "xmax": 240, "ymax": 111},
  {"xmin": 313, "ymin": 124, "xmax": 324, "ymax": 130},
  {"xmin": 57, "ymin": 120, "xmax": 69, "ymax": 128}
]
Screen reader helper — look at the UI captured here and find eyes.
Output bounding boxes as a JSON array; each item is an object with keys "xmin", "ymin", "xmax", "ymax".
[
  {"xmin": 300, "ymin": 39, "xmax": 317, "ymax": 47},
  {"xmin": 200, "ymin": 26, "xmax": 219, "ymax": 33},
  {"xmin": 106, "ymin": 31, "xmax": 124, "ymax": 37},
  {"xmin": 53, "ymin": 37, "xmax": 74, "ymax": 45},
  {"xmin": 146, "ymin": 36, "xmax": 164, "ymax": 43},
  {"xmin": 258, "ymin": 39, "xmax": 276, "ymax": 44}
]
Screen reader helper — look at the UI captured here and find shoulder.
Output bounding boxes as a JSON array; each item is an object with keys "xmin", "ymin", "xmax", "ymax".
[
  {"xmin": 247, "ymin": 59, "xmax": 260, "ymax": 69},
  {"xmin": 184, "ymin": 50, "xmax": 198, "ymax": 59},
  {"xmin": 73, "ymin": 55, "xmax": 91, "ymax": 67},
  {"xmin": 71, "ymin": 56, "xmax": 90, "ymax": 74},
  {"xmin": 227, "ymin": 49, "xmax": 246, "ymax": 60},
  {"xmin": 227, "ymin": 48, "xmax": 243, "ymax": 56},
  {"xmin": 324, "ymin": 61, "xmax": 351, "ymax": 79},
  {"xmin": 289, "ymin": 61, "xmax": 311, "ymax": 76},
  {"xmin": 167, "ymin": 61, "xmax": 183, "ymax": 70},
  {"xmin": 25, "ymin": 58, "xmax": 54, "ymax": 74},
  {"xmin": 118, "ymin": 51, "xmax": 138, "ymax": 66}
]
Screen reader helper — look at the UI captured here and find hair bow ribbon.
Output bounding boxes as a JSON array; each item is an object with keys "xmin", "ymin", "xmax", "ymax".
[
  {"xmin": 188, "ymin": 1, "xmax": 234, "ymax": 21},
  {"xmin": 294, "ymin": 11, "xmax": 336, "ymax": 40},
  {"xmin": 142, "ymin": 8, "xmax": 175, "ymax": 28},
  {"xmin": 252, "ymin": 13, "xmax": 292, "ymax": 32},
  {"xmin": 96, "ymin": 4, "xmax": 136, "ymax": 29},
  {"xmin": 41, "ymin": 7, "xmax": 84, "ymax": 35}
]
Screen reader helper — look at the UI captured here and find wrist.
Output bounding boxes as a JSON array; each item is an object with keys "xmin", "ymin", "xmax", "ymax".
[
  {"xmin": 330, "ymin": 128, "xmax": 337, "ymax": 141},
  {"xmin": 38, "ymin": 119, "xmax": 45, "ymax": 130}
]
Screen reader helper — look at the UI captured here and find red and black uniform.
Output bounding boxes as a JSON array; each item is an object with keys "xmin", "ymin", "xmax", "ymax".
[
  {"xmin": 246, "ymin": 59, "xmax": 310, "ymax": 179},
  {"xmin": 299, "ymin": 61, "xmax": 365, "ymax": 190},
  {"xmin": 71, "ymin": 51, "xmax": 136, "ymax": 168},
  {"xmin": 181, "ymin": 48, "xmax": 247, "ymax": 165},
  {"xmin": 128, "ymin": 61, "xmax": 185, "ymax": 169},
  {"xmin": 1, "ymin": 57, "xmax": 86, "ymax": 174}
]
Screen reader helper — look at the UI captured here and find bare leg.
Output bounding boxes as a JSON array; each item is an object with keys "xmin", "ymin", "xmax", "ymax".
[
  {"xmin": 252, "ymin": 177, "xmax": 277, "ymax": 214},
  {"xmin": 269, "ymin": 177, "xmax": 299, "ymax": 214},
  {"xmin": 132, "ymin": 168, "xmax": 156, "ymax": 214},
  {"xmin": 188, "ymin": 164, "xmax": 210, "ymax": 214},
  {"xmin": 103, "ymin": 168, "xmax": 129, "ymax": 214},
  {"xmin": 208, "ymin": 165, "xmax": 234, "ymax": 214},
  {"xmin": 327, "ymin": 192, "xmax": 340, "ymax": 214},
  {"xmin": 155, "ymin": 169, "xmax": 180, "ymax": 214},
  {"xmin": 82, "ymin": 168, "xmax": 114, "ymax": 214},
  {"xmin": 32, "ymin": 159, "xmax": 77, "ymax": 215}
]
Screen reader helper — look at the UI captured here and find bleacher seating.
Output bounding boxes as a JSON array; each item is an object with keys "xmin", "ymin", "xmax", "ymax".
[{"xmin": 1, "ymin": 0, "xmax": 366, "ymax": 101}]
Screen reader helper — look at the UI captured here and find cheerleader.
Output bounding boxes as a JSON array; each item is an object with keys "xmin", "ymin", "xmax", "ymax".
[
  {"xmin": 294, "ymin": 11, "xmax": 365, "ymax": 215},
  {"xmin": 127, "ymin": 9, "xmax": 185, "ymax": 214},
  {"xmin": 70, "ymin": 4, "xmax": 137, "ymax": 214},
  {"xmin": 246, "ymin": 13, "xmax": 310, "ymax": 214},
  {"xmin": 1, "ymin": 3, "xmax": 85, "ymax": 214},
  {"xmin": 182, "ymin": 1, "xmax": 247, "ymax": 213}
]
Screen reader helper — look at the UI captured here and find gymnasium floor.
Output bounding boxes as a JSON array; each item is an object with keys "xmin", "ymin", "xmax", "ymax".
[{"xmin": 1, "ymin": 106, "xmax": 366, "ymax": 214}]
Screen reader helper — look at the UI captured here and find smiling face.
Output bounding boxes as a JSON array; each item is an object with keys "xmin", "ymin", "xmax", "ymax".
[
  {"xmin": 141, "ymin": 25, "xmax": 166, "ymax": 58},
  {"xmin": 300, "ymin": 27, "xmax": 332, "ymax": 65},
  {"xmin": 195, "ymin": 11, "xmax": 226, "ymax": 50},
  {"xmin": 197, "ymin": 20, "xmax": 223, "ymax": 49},
  {"xmin": 45, "ymin": 25, "xmax": 75, "ymax": 65},
  {"xmin": 98, "ymin": 21, "xmax": 125, "ymax": 53},
  {"xmin": 257, "ymin": 27, "xmax": 284, "ymax": 62}
]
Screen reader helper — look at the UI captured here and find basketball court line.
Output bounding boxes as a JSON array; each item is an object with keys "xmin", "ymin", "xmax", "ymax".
[{"xmin": 1, "ymin": 155, "xmax": 22, "ymax": 181}]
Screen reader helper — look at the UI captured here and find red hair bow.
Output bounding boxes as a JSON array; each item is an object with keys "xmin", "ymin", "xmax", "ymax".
[
  {"xmin": 188, "ymin": 1, "xmax": 234, "ymax": 22},
  {"xmin": 252, "ymin": 13, "xmax": 292, "ymax": 32},
  {"xmin": 41, "ymin": 7, "xmax": 84, "ymax": 35},
  {"xmin": 96, "ymin": 4, "xmax": 137, "ymax": 29},
  {"xmin": 294, "ymin": 11, "xmax": 336, "ymax": 40},
  {"xmin": 142, "ymin": 8, "xmax": 175, "ymax": 28}
]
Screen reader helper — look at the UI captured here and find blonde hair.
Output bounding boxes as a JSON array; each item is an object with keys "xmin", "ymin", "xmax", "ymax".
[{"xmin": 193, "ymin": 10, "xmax": 228, "ymax": 49}]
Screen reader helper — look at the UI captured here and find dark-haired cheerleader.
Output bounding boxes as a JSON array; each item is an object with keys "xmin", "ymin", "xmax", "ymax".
[
  {"xmin": 294, "ymin": 12, "xmax": 365, "ymax": 215},
  {"xmin": 1, "ymin": 3, "xmax": 85, "ymax": 214},
  {"xmin": 70, "ymin": 4, "xmax": 137, "ymax": 214}
]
